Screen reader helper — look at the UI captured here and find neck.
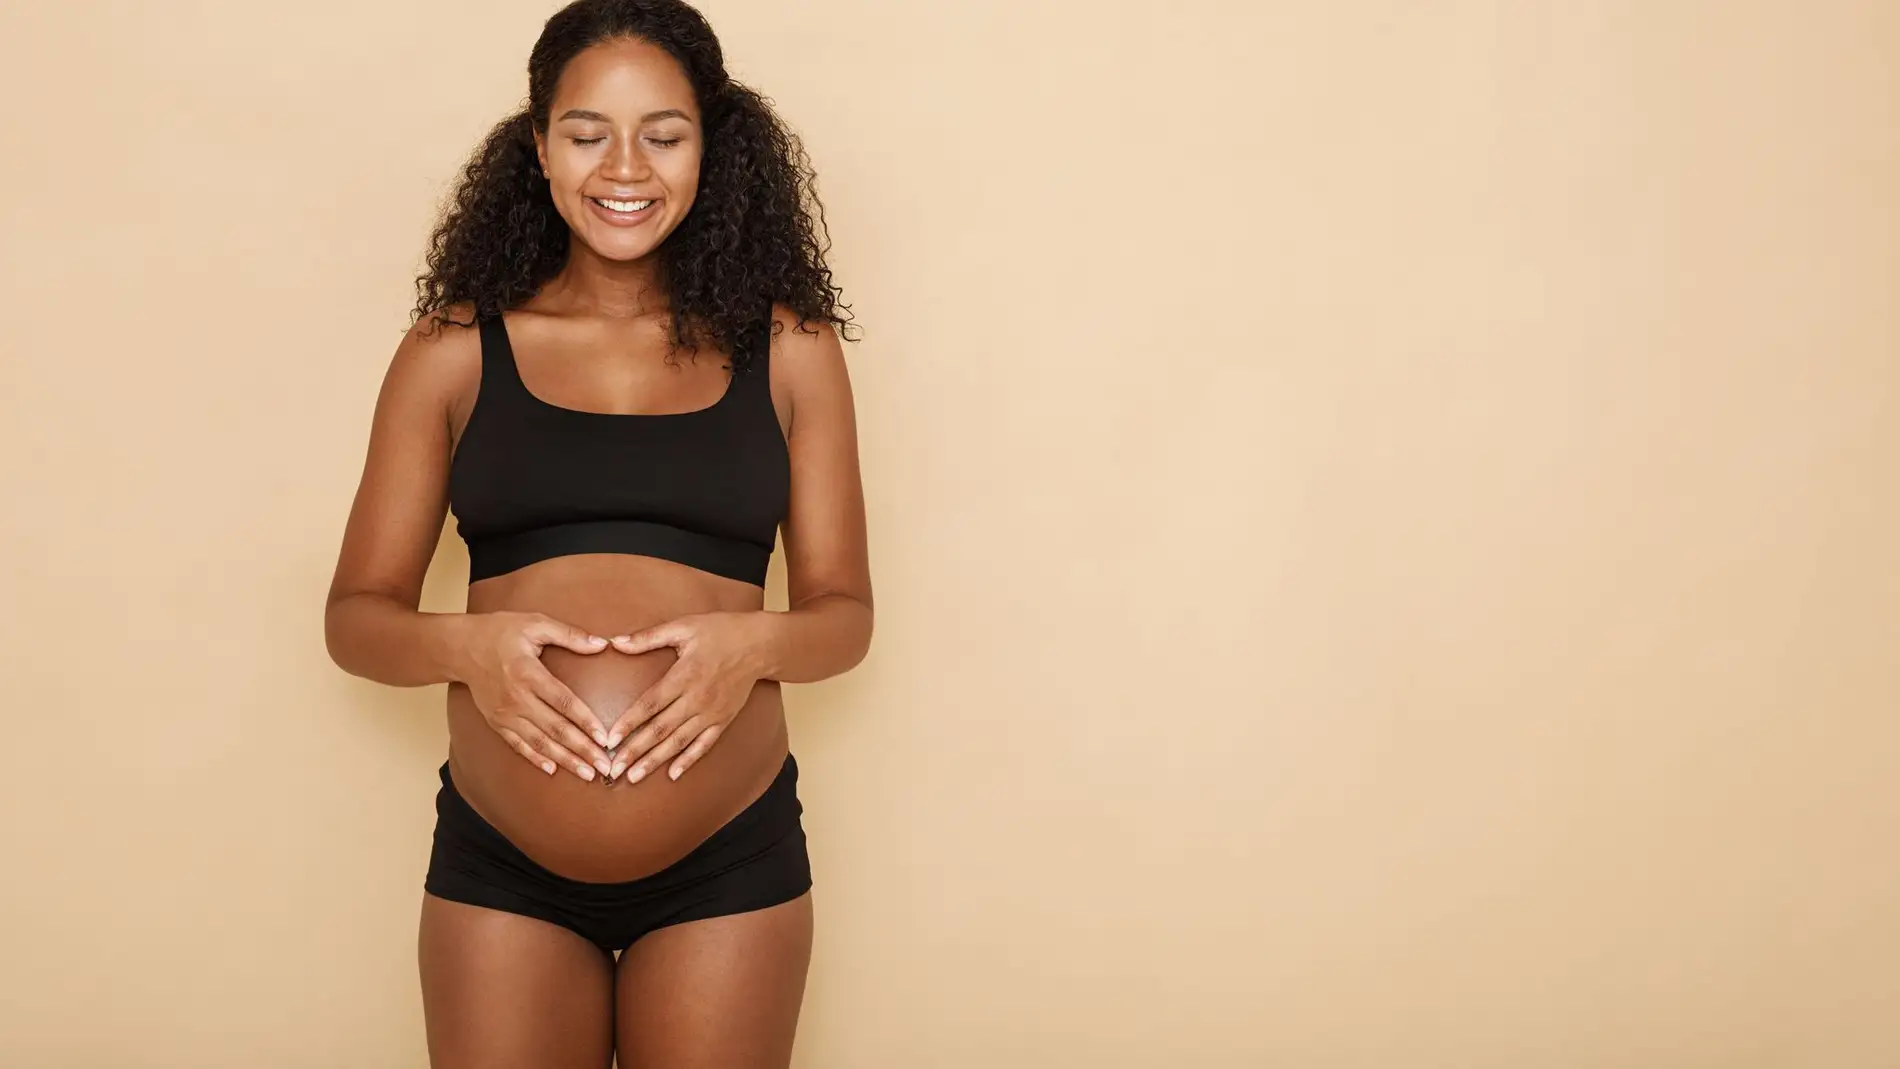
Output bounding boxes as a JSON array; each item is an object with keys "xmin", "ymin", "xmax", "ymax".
[{"xmin": 541, "ymin": 242, "xmax": 670, "ymax": 320}]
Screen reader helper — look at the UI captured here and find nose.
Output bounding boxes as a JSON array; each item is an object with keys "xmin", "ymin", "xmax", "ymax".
[{"xmin": 600, "ymin": 134, "xmax": 651, "ymax": 183}]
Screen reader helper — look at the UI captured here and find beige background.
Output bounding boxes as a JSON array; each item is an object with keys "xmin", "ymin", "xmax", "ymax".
[{"xmin": 2, "ymin": 1, "xmax": 1897, "ymax": 1066}]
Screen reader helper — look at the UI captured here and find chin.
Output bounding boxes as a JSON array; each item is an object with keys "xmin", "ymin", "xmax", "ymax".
[{"xmin": 583, "ymin": 234, "xmax": 664, "ymax": 262}]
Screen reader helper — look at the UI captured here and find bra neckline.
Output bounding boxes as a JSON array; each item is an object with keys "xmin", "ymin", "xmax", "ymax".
[{"xmin": 491, "ymin": 310, "xmax": 740, "ymax": 421}]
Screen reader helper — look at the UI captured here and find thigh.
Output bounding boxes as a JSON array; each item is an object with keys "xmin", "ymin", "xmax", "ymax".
[
  {"xmin": 418, "ymin": 892, "xmax": 616, "ymax": 1069},
  {"xmin": 613, "ymin": 892, "xmax": 815, "ymax": 1069}
]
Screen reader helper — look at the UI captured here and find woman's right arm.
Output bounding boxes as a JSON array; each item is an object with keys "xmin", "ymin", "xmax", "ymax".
[
  {"xmin": 323, "ymin": 308, "xmax": 479, "ymax": 685},
  {"xmin": 323, "ymin": 308, "xmax": 616, "ymax": 780}
]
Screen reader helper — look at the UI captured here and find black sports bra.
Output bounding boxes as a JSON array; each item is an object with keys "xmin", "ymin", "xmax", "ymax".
[{"xmin": 447, "ymin": 310, "xmax": 790, "ymax": 586}]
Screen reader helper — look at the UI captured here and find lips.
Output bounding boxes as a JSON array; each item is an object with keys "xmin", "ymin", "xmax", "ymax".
[{"xmin": 586, "ymin": 196, "xmax": 660, "ymax": 227}]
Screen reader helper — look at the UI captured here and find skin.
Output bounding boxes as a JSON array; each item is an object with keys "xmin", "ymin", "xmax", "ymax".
[{"xmin": 324, "ymin": 36, "xmax": 871, "ymax": 1069}]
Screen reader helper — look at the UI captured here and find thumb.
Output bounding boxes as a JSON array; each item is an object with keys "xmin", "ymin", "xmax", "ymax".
[
  {"xmin": 610, "ymin": 619, "xmax": 688, "ymax": 656},
  {"xmin": 527, "ymin": 616, "xmax": 610, "ymax": 655}
]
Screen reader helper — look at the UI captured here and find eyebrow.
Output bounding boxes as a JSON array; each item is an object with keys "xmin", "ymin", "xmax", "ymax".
[{"xmin": 555, "ymin": 108, "xmax": 693, "ymax": 124}]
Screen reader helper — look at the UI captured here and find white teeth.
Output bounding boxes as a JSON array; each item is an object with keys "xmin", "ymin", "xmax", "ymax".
[{"xmin": 595, "ymin": 198, "xmax": 653, "ymax": 212}]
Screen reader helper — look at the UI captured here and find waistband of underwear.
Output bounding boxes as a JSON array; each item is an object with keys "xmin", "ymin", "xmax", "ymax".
[{"xmin": 431, "ymin": 753, "xmax": 803, "ymax": 901}]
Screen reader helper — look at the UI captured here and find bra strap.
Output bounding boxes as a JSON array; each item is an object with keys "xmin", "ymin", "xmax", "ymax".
[{"xmin": 474, "ymin": 310, "xmax": 532, "ymax": 406}]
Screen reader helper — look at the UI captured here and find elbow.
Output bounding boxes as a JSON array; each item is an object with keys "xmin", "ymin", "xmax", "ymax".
[
  {"xmin": 322, "ymin": 593, "xmax": 359, "ymax": 676},
  {"xmin": 323, "ymin": 608, "xmax": 347, "ymax": 674},
  {"xmin": 848, "ymin": 598, "xmax": 875, "ymax": 672}
]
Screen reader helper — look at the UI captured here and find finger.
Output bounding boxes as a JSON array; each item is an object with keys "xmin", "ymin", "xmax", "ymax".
[
  {"xmin": 607, "ymin": 693, "xmax": 686, "ymax": 778},
  {"xmin": 522, "ymin": 694, "xmax": 614, "ymax": 780},
  {"xmin": 526, "ymin": 614, "xmax": 611, "ymax": 656},
  {"xmin": 495, "ymin": 727, "xmax": 557, "ymax": 776},
  {"xmin": 528, "ymin": 668, "xmax": 612, "ymax": 751},
  {"xmin": 605, "ymin": 675, "xmax": 684, "ymax": 751},
  {"xmin": 623, "ymin": 717, "xmax": 703, "ymax": 785},
  {"xmin": 666, "ymin": 723, "xmax": 724, "ymax": 781},
  {"xmin": 609, "ymin": 619, "xmax": 689, "ymax": 657},
  {"xmin": 512, "ymin": 718, "xmax": 596, "ymax": 783}
]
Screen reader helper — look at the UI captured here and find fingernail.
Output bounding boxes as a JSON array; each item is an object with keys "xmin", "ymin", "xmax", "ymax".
[
  {"xmin": 578, "ymin": 765, "xmax": 595, "ymax": 782},
  {"xmin": 543, "ymin": 762, "xmax": 556, "ymax": 775},
  {"xmin": 610, "ymin": 761, "xmax": 626, "ymax": 779},
  {"xmin": 595, "ymin": 760, "xmax": 612, "ymax": 778},
  {"xmin": 594, "ymin": 732, "xmax": 609, "ymax": 747},
  {"xmin": 612, "ymin": 635, "xmax": 630, "ymax": 643},
  {"xmin": 627, "ymin": 766, "xmax": 646, "ymax": 785},
  {"xmin": 669, "ymin": 765, "xmax": 682, "ymax": 781},
  {"xmin": 607, "ymin": 734, "xmax": 623, "ymax": 749}
]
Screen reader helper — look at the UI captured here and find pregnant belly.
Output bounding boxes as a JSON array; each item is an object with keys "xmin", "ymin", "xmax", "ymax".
[{"xmin": 447, "ymin": 554, "xmax": 789, "ymax": 883}]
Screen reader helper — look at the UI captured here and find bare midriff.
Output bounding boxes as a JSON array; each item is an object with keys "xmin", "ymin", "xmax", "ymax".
[{"xmin": 449, "ymin": 553, "xmax": 787, "ymax": 884}]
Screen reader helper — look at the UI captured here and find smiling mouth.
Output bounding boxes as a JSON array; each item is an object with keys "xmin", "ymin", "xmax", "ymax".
[{"xmin": 590, "ymin": 196, "xmax": 655, "ymax": 213}]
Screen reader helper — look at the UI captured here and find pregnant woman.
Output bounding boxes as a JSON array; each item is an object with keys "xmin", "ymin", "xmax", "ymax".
[{"xmin": 322, "ymin": 2, "xmax": 871, "ymax": 1066}]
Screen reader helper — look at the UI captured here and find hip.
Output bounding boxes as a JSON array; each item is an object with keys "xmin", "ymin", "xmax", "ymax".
[{"xmin": 424, "ymin": 745, "xmax": 810, "ymax": 954}]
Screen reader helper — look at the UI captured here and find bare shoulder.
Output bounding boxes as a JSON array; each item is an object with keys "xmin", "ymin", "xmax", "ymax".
[
  {"xmin": 768, "ymin": 302, "xmax": 848, "ymax": 367},
  {"xmin": 389, "ymin": 302, "xmax": 482, "ymax": 392},
  {"xmin": 766, "ymin": 302, "xmax": 852, "ymax": 435},
  {"xmin": 369, "ymin": 301, "xmax": 487, "ymax": 442}
]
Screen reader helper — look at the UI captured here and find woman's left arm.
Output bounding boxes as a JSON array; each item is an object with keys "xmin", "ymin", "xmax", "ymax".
[
  {"xmin": 605, "ymin": 313, "xmax": 873, "ymax": 781},
  {"xmin": 737, "ymin": 309, "xmax": 874, "ymax": 685}
]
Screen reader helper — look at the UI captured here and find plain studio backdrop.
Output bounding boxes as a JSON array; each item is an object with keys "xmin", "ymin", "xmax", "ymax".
[{"xmin": 2, "ymin": 1, "xmax": 1896, "ymax": 1066}]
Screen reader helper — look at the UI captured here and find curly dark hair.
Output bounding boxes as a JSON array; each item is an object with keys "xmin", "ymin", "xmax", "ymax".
[{"xmin": 410, "ymin": 0, "xmax": 853, "ymax": 372}]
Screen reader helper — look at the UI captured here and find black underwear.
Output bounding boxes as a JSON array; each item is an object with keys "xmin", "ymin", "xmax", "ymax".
[{"xmin": 423, "ymin": 754, "xmax": 812, "ymax": 954}]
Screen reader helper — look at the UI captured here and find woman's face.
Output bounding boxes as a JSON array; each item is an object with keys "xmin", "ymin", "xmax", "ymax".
[{"xmin": 535, "ymin": 37, "xmax": 703, "ymax": 263}]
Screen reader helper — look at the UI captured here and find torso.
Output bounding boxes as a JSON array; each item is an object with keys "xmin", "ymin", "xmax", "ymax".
[{"xmin": 442, "ymin": 303, "xmax": 795, "ymax": 884}]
